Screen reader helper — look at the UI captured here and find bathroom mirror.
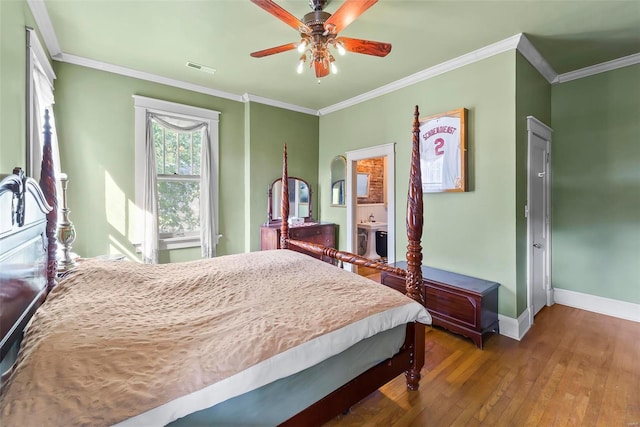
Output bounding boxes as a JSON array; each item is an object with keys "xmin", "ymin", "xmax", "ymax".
[
  {"xmin": 330, "ymin": 155, "xmax": 346, "ymax": 206},
  {"xmin": 268, "ymin": 176, "xmax": 313, "ymax": 224},
  {"xmin": 357, "ymin": 173, "xmax": 370, "ymax": 197}
]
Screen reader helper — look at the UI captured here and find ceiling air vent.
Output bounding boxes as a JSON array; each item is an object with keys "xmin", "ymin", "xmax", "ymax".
[{"xmin": 186, "ymin": 62, "xmax": 216, "ymax": 75}]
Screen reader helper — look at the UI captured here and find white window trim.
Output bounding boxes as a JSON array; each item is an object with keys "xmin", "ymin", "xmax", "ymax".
[
  {"xmin": 133, "ymin": 95, "xmax": 220, "ymax": 251},
  {"xmin": 26, "ymin": 27, "xmax": 56, "ymax": 178}
]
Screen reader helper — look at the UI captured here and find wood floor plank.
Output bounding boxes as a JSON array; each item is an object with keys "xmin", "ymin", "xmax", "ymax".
[{"xmin": 326, "ymin": 304, "xmax": 640, "ymax": 427}]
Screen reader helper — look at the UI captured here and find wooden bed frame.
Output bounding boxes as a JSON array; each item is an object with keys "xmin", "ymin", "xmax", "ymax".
[
  {"xmin": 0, "ymin": 110, "xmax": 57, "ymax": 366},
  {"xmin": 0, "ymin": 106, "xmax": 426, "ymax": 426},
  {"xmin": 279, "ymin": 105, "xmax": 426, "ymax": 425}
]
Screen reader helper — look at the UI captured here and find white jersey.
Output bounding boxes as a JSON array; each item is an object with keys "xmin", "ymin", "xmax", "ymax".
[{"xmin": 419, "ymin": 116, "xmax": 462, "ymax": 192}]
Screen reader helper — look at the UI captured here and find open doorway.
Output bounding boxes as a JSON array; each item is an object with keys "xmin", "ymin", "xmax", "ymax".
[{"xmin": 345, "ymin": 143, "xmax": 396, "ymax": 273}]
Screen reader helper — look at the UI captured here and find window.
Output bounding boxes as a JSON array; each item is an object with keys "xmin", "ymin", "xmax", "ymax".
[
  {"xmin": 152, "ymin": 119, "xmax": 202, "ymax": 239},
  {"xmin": 134, "ymin": 96, "xmax": 220, "ymax": 262}
]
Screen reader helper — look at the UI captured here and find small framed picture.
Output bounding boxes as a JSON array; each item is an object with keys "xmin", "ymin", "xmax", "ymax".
[{"xmin": 419, "ymin": 108, "xmax": 468, "ymax": 193}]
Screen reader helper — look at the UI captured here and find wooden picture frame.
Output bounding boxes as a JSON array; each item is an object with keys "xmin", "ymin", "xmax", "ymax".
[{"xmin": 419, "ymin": 108, "xmax": 468, "ymax": 193}]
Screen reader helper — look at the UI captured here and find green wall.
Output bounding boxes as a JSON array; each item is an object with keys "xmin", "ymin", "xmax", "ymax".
[
  {"xmin": 515, "ymin": 53, "xmax": 552, "ymax": 314},
  {"xmin": 3, "ymin": 3, "xmax": 636, "ymax": 315},
  {"xmin": 246, "ymin": 102, "xmax": 319, "ymax": 251},
  {"xmin": 52, "ymin": 62, "xmax": 244, "ymax": 260},
  {"xmin": 551, "ymin": 64, "xmax": 640, "ymax": 304},
  {"xmin": 319, "ymin": 52, "xmax": 520, "ymax": 318},
  {"xmin": 0, "ymin": 0, "xmax": 36, "ymax": 172},
  {"xmin": 52, "ymin": 63, "xmax": 319, "ymax": 260}
]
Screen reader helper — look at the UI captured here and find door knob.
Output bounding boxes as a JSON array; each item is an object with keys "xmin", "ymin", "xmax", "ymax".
[{"xmin": 533, "ymin": 243, "xmax": 543, "ymax": 249}]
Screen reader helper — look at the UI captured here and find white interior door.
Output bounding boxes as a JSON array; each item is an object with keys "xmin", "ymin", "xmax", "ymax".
[{"xmin": 527, "ymin": 117, "xmax": 552, "ymax": 319}]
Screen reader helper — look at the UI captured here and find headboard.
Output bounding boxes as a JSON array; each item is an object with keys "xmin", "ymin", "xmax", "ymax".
[
  {"xmin": 0, "ymin": 169, "xmax": 52, "ymax": 361},
  {"xmin": 0, "ymin": 109, "xmax": 57, "ymax": 362}
]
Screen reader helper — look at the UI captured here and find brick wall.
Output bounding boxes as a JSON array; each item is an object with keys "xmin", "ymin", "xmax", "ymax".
[{"xmin": 357, "ymin": 157, "xmax": 384, "ymax": 204}]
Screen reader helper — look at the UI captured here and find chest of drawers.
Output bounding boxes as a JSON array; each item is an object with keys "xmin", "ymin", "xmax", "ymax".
[
  {"xmin": 260, "ymin": 223, "xmax": 336, "ymax": 263},
  {"xmin": 381, "ymin": 262, "xmax": 499, "ymax": 349}
]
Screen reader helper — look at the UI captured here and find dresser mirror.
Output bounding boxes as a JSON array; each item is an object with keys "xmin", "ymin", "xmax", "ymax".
[
  {"xmin": 268, "ymin": 176, "xmax": 313, "ymax": 224},
  {"xmin": 330, "ymin": 155, "xmax": 346, "ymax": 206}
]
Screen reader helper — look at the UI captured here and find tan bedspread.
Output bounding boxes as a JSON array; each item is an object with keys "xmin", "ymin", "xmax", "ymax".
[{"xmin": 0, "ymin": 250, "xmax": 424, "ymax": 426}]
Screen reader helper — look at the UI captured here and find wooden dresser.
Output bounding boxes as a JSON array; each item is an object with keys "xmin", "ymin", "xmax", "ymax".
[
  {"xmin": 260, "ymin": 222, "xmax": 336, "ymax": 263},
  {"xmin": 381, "ymin": 261, "xmax": 499, "ymax": 349}
]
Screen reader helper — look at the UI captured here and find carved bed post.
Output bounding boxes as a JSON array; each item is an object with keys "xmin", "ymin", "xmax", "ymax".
[
  {"xmin": 39, "ymin": 109, "xmax": 58, "ymax": 292},
  {"xmin": 280, "ymin": 144, "xmax": 289, "ymax": 249},
  {"xmin": 406, "ymin": 106, "xmax": 424, "ymax": 303},
  {"xmin": 405, "ymin": 105, "xmax": 425, "ymax": 390}
]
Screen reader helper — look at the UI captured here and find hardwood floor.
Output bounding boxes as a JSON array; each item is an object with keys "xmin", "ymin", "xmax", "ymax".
[
  {"xmin": 325, "ymin": 304, "xmax": 640, "ymax": 426},
  {"xmin": 356, "ymin": 266, "xmax": 382, "ymax": 282}
]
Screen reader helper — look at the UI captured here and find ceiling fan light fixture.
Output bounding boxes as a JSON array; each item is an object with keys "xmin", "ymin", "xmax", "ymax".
[
  {"xmin": 297, "ymin": 38, "xmax": 308, "ymax": 53},
  {"xmin": 249, "ymin": 0, "xmax": 391, "ymax": 79},
  {"xmin": 296, "ymin": 55, "xmax": 307, "ymax": 74},
  {"xmin": 329, "ymin": 54, "xmax": 337, "ymax": 74}
]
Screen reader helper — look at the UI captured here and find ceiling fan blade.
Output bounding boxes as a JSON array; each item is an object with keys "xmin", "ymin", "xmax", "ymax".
[
  {"xmin": 324, "ymin": 0, "xmax": 377, "ymax": 34},
  {"xmin": 250, "ymin": 42, "xmax": 298, "ymax": 58},
  {"xmin": 337, "ymin": 37, "xmax": 391, "ymax": 57},
  {"xmin": 250, "ymin": 0, "xmax": 310, "ymax": 33},
  {"xmin": 314, "ymin": 60, "xmax": 330, "ymax": 78}
]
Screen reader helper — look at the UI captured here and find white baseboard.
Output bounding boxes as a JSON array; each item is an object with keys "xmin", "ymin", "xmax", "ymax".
[
  {"xmin": 553, "ymin": 288, "xmax": 640, "ymax": 323},
  {"xmin": 498, "ymin": 308, "xmax": 532, "ymax": 341}
]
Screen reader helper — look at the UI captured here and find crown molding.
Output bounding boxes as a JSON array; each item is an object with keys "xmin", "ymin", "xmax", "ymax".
[
  {"xmin": 56, "ymin": 53, "xmax": 245, "ymax": 103},
  {"xmin": 242, "ymin": 93, "xmax": 319, "ymax": 116},
  {"xmin": 554, "ymin": 52, "xmax": 640, "ymax": 84},
  {"xmin": 319, "ymin": 34, "xmax": 524, "ymax": 115},
  {"xmin": 26, "ymin": 0, "xmax": 637, "ymax": 117},
  {"xmin": 26, "ymin": 0, "xmax": 61, "ymax": 57},
  {"xmin": 517, "ymin": 34, "xmax": 558, "ymax": 83}
]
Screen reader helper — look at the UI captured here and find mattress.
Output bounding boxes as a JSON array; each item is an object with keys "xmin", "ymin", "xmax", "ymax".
[
  {"xmin": 1, "ymin": 250, "xmax": 430, "ymax": 426},
  {"xmin": 169, "ymin": 324, "xmax": 406, "ymax": 426}
]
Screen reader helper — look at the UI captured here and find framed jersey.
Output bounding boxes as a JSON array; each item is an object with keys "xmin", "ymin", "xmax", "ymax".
[{"xmin": 419, "ymin": 108, "xmax": 468, "ymax": 193}]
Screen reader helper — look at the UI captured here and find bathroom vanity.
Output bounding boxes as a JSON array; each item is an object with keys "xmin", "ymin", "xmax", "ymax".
[{"xmin": 357, "ymin": 221, "xmax": 387, "ymax": 260}]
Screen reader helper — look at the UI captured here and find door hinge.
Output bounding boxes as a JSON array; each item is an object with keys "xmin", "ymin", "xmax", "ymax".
[{"xmin": 524, "ymin": 205, "xmax": 528, "ymax": 218}]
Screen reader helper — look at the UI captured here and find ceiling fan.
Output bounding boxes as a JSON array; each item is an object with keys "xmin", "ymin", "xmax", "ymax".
[{"xmin": 249, "ymin": 0, "xmax": 391, "ymax": 78}]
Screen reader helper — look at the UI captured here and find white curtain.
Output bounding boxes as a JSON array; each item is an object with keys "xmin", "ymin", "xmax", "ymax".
[
  {"xmin": 32, "ymin": 61, "xmax": 63, "ymax": 212},
  {"xmin": 199, "ymin": 125, "xmax": 218, "ymax": 258},
  {"xmin": 142, "ymin": 115, "xmax": 159, "ymax": 264},
  {"xmin": 141, "ymin": 113, "xmax": 217, "ymax": 263}
]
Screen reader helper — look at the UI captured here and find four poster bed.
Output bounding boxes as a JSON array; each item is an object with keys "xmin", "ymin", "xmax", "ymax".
[{"xmin": 0, "ymin": 106, "xmax": 429, "ymax": 426}]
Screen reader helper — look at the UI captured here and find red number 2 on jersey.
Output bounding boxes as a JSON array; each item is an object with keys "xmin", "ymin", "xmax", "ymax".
[{"xmin": 434, "ymin": 138, "xmax": 445, "ymax": 155}]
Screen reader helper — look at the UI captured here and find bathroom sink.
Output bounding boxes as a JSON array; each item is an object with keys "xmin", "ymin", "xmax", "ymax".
[{"xmin": 357, "ymin": 222, "xmax": 387, "ymax": 230}]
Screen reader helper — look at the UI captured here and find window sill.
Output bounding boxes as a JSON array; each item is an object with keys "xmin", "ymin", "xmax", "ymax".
[
  {"xmin": 158, "ymin": 236, "xmax": 201, "ymax": 250},
  {"xmin": 133, "ymin": 235, "xmax": 221, "ymax": 253}
]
